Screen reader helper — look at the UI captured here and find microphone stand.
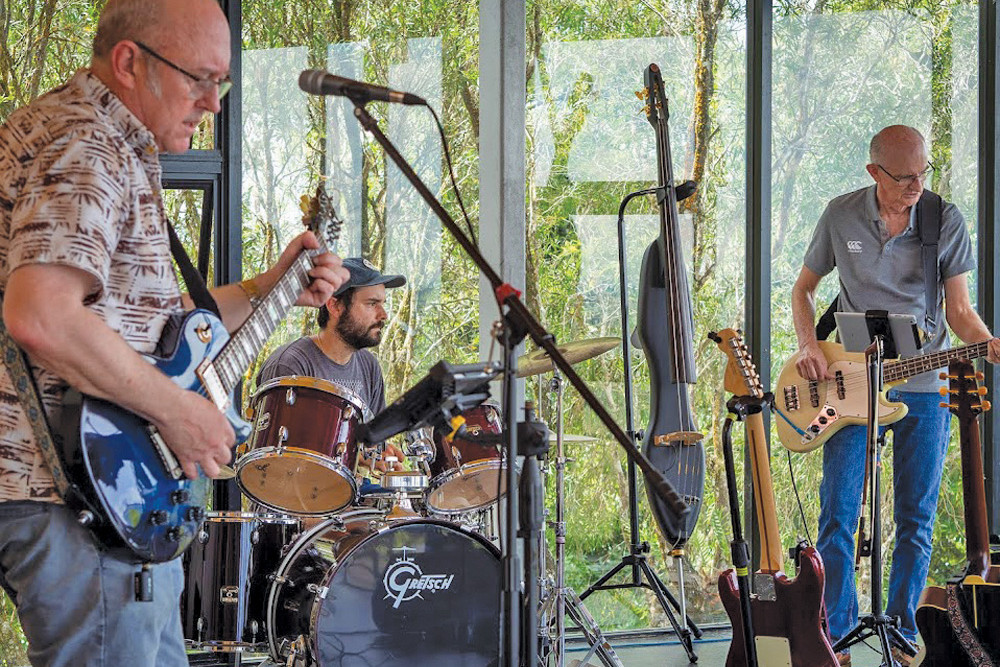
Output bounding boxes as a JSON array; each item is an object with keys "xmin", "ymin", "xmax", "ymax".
[
  {"xmin": 344, "ymin": 95, "xmax": 690, "ymax": 667},
  {"xmin": 831, "ymin": 335, "xmax": 916, "ymax": 664}
]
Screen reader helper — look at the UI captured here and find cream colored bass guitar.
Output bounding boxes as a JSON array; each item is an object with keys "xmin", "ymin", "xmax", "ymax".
[{"xmin": 774, "ymin": 339, "xmax": 991, "ymax": 453}]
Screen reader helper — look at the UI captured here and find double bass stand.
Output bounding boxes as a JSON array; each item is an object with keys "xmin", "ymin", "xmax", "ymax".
[
  {"xmin": 831, "ymin": 334, "xmax": 917, "ymax": 665},
  {"xmin": 578, "ymin": 187, "xmax": 701, "ymax": 664}
]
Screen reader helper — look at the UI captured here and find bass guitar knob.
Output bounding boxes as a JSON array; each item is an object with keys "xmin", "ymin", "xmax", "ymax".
[
  {"xmin": 149, "ymin": 510, "xmax": 168, "ymax": 526},
  {"xmin": 185, "ymin": 507, "xmax": 205, "ymax": 522},
  {"xmin": 77, "ymin": 510, "xmax": 95, "ymax": 527}
]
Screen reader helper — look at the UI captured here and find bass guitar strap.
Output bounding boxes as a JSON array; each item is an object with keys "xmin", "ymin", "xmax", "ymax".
[{"xmin": 946, "ymin": 582, "xmax": 997, "ymax": 667}]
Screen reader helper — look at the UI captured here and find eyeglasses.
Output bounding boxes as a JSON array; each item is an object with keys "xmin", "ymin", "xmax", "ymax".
[
  {"xmin": 135, "ymin": 41, "xmax": 233, "ymax": 100},
  {"xmin": 876, "ymin": 163, "xmax": 935, "ymax": 187}
]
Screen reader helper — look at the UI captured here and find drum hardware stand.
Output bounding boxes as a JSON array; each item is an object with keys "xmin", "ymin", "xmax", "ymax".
[
  {"xmin": 831, "ymin": 335, "xmax": 915, "ymax": 666},
  {"xmin": 577, "ymin": 188, "xmax": 701, "ymax": 663},
  {"xmin": 537, "ymin": 370, "xmax": 623, "ymax": 667},
  {"xmin": 341, "ymin": 91, "xmax": 689, "ymax": 667}
]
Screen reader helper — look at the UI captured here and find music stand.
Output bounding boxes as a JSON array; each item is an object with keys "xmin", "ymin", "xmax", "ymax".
[{"xmin": 831, "ymin": 328, "xmax": 916, "ymax": 664}]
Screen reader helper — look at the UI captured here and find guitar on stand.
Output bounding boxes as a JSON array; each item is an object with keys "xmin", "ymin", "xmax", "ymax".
[
  {"xmin": 914, "ymin": 359, "xmax": 1000, "ymax": 665},
  {"xmin": 712, "ymin": 328, "xmax": 839, "ymax": 667}
]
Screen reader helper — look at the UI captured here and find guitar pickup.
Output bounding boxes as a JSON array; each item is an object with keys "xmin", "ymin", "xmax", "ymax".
[
  {"xmin": 799, "ymin": 405, "xmax": 839, "ymax": 445},
  {"xmin": 196, "ymin": 359, "xmax": 231, "ymax": 411},
  {"xmin": 147, "ymin": 425, "xmax": 183, "ymax": 480},
  {"xmin": 782, "ymin": 385, "xmax": 800, "ymax": 411}
]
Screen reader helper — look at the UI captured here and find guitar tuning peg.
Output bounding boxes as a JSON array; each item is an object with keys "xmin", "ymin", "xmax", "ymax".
[
  {"xmin": 938, "ymin": 386, "xmax": 949, "ymax": 397},
  {"xmin": 976, "ymin": 372, "xmax": 985, "ymax": 381},
  {"xmin": 635, "ymin": 90, "xmax": 647, "ymax": 100},
  {"xmin": 982, "ymin": 400, "xmax": 992, "ymax": 412},
  {"xmin": 939, "ymin": 372, "xmax": 948, "ymax": 380},
  {"xmin": 941, "ymin": 402, "xmax": 957, "ymax": 410},
  {"xmin": 978, "ymin": 386, "xmax": 989, "ymax": 396}
]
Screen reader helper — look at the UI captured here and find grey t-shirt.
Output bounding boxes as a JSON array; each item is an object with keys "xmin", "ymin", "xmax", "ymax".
[
  {"xmin": 255, "ymin": 337, "xmax": 386, "ymax": 415},
  {"xmin": 803, "ymin": 185, "xmax": 976, "ymax": 392}
]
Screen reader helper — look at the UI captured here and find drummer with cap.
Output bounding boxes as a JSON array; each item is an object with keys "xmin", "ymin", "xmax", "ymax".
[{"xmin": 256, "ymin": 257, "xmax": 406, "ymax": 477}]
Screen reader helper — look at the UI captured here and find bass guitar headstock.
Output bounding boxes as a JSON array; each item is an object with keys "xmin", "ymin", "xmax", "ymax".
[
  {"xmin": 710, "ymin": 328, "xmax": 765, "ymax": 399},
  {"xmin": 299, "ymin": 183, "xmax": 343, "ymax": 253},
  {"xmin": 640, "ymin": 63, "xmax": 669, "ymax": 129},
  {"xmin": 940, "ymin": 359, "xmax": 991, "ymax": 419}
]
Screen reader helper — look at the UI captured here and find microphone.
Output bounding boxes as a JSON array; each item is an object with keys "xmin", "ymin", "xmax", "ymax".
[{"xmin": 298, "ymin": 69, "xmax": 426, "ymax": 106}]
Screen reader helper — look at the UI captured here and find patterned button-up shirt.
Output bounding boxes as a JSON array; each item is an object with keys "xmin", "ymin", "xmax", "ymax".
[{"xmin": 0, "ymin": 69, "xmax": 183, "ymax": 502}]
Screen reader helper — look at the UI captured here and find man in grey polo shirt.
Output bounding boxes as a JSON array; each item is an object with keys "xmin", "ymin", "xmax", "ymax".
[
  {"xmin": 791, "ymin": 124, "xmax": 1000, "ymax": 665},
  {"xmin": 257, "ymin": 257, "xmax": 406, "ymax": 478}
]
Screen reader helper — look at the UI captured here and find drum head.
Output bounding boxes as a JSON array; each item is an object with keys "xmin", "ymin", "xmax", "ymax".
[
  {"xmin": 426, "ymin": 462, "xmax": 506, "ymax": 513},
  {"xmin": 237, "ymin": 449, "xmax": 356, "ymax": 515},
  {"xmin": 311, "ymin": 520, "xmax": 500, "ymax": 666}
]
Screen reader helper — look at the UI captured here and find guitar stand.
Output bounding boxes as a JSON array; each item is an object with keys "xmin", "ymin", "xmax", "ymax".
[{"xmin": 832, "ymin": 335, "xmax": 916, "ymax": 666}]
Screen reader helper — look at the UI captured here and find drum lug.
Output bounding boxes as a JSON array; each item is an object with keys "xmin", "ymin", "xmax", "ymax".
[
  {"xmin": 306, "ymin": 582, "xmax": 329, "ymax": 599},
  {"xmin": 278, "ymin": 426, "xmax": 289, "ymax": 443},
  {"xmin": 343, "ymin": 405, "xmax": 356, "ymax": 420},
  {"xmin": 285, "ymin": 388, "xmax": 296, "ymax": 405}
]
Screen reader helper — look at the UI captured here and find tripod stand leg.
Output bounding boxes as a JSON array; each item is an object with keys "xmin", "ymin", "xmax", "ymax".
[
  {"xmin": 637, "ymin": 558, "xmax": 698, "ymax": 662},
  {"xmin": 579, "ymin": 559, "xmax": 629, "ymax": 601},
  {"xmin": 562, "ymin": 589, "xmax": 624, "ymax": 667}
]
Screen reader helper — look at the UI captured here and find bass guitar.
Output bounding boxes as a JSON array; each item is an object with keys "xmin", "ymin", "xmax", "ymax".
[
  {"xmin": 774, "ymin": 339, "xmax": 992, "ymax": 453},
  {"xmin": 57, "ymin": 187, "xmax": 342, "ymax": 563},
  {"xmin": 914, "ymin": 359, "xmax": 1000, "ymax": 666},
  {"xmin": 714, "ymin": 328, "xmax": 838, "ymax": 667}
]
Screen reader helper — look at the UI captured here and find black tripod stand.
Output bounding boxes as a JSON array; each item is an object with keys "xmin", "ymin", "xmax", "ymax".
[
  {"xmin": 578, "ymin": 188, "xmax": 702, "ymax": 664},
  {"xmin": 831, "ymin": 335, "xmax": 916, "ymax": 665}
]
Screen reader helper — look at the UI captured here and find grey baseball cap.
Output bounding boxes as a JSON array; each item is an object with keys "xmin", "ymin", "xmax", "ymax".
[{"xmin": 334, "ymin": 257, "xmax": 406, "ymax": 296}]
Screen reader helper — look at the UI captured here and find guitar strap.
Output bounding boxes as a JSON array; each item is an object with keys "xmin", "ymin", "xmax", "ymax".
[
  {"xmin": 166, "ymin": 222, "xmax": 220, "ymax": 317},
  {"xmin": 946, "ymin": 582, "xmax": 996, "ymax": 666},
  {"xmin": 815, "ymin": 189, "xmax": 942, "ymax": 340}
]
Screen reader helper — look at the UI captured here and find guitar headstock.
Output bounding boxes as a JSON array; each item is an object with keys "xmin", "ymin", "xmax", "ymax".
[
  {"xmin": 940, "ymin": 359, "xmax": 991, "ymax": 418},
  {"xmin": 641, "ymin": 63, "xmax": 669, "ymax": 129},
  {"xmin": 710, "ymin": 328, "xmax": 765, "ymax": 399},
  {"xmin": 299, "ymin": 183, "xmax": 342, "ymax": 253}
]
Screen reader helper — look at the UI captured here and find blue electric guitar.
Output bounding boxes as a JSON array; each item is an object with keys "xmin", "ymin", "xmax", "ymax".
[{"xmin": 58, "ymin": 186, "xmax": 342, "ymax": 563}]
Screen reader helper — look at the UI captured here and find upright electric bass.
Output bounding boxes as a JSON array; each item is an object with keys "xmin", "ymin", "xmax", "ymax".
[
  {"xmin": 714, "ymin": 328, "xmax": 838, "ymax": 667},
  {"xmin": 637, "ymin": 63, "xmax": 705, "ymax": 546},
  {"xmin": 914, "ymin": 359, "xmax": 1000, "ymax": 666}
]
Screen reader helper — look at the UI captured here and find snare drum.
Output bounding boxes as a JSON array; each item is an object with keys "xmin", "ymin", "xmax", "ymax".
[
  {"xmin": 426, "ymin": 403, "xmax": 506, "ymax": 513},
  {"xmin": 266, "ymin": 511, "xmax": 500, "ymax": 666},
  {"xmin": 236, "ymin": 377, "xmax": 372, "ymax": 515},
  {"xmin": 181, "ymin": 511, "xmax": 300, "ymax": 652}
]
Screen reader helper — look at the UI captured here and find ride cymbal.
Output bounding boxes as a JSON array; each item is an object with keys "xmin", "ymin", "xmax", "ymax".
[{"xmin": 516, "ymin": 336, "xmax": 619, "ymax": 377}]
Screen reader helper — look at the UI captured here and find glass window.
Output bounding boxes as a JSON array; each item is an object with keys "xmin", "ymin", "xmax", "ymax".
[
  {"xmin": 769, "ymin": 0, "xmax": 979, "ymax": 601},
  {"xmin": 528, "ymin": 0, "xmax": 747, "ymax": 627},
  {"xmin": 240, "ymin": 3, "xmax": 482, "ymax": 400}
]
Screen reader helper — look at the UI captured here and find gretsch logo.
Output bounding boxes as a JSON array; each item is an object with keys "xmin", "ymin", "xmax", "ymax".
[
  {"xmin": 847, "ymin": 240, "xmax": 863, "ymax": 254},
  {"xmin": 382, "ymin": 546, "xmax": 455, "ymax": 609}
]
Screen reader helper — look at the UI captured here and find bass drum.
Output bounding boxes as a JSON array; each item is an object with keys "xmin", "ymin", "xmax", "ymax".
[{"xmin": 267, "ymin": 510, "xmax": 500, "ymax": 666}]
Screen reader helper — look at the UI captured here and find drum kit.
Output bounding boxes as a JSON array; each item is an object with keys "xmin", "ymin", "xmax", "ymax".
[{"xmin": 179, "ymin": 336, "xmax": 620, "ymax": 667}]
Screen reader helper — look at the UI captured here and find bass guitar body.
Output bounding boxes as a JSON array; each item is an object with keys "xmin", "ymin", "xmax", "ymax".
[
  {"xmin": 59, "ymin": 310, "xmax": 253, "ymax": 563},
  {"xmin": 638, "ymin": 239, "xmax": 704, "ymax": 545},
  {"xmin": 720, "ymin": 546, "xmax": 834, "ymax": 667}
]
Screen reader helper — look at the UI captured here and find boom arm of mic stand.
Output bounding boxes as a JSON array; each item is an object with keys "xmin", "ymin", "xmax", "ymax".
[{"xmin": 347, "ymin": 100, "xmax": 689, "ymax": 520}]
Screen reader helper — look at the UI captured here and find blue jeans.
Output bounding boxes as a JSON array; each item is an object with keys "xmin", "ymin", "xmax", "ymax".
[
  {"xmin": 0, "ymin": 501, "xmax": 187, "ymax": 667},
  {"xmin": 816, "ymin": 390, "xmax": 951, "ymax": 645}
]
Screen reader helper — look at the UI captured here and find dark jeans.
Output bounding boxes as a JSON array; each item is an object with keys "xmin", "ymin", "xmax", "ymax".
[{"xmin": 0, "ymin": 501, "xmax": 187, "ymax": 667}]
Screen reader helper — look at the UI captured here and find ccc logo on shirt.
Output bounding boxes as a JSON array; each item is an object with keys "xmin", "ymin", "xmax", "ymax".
[{"xmin": 846, "ymin": 240, "xmax": 863, "ymax": 254}]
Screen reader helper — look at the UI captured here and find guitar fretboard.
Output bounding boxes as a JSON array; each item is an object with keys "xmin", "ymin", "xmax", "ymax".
[
  {"xmin": 213, "ymin": 250, "xmax": 319, "ymax": 392},
  {"xmin": 884, "ymin": 340, "xmax": 990, "ymax": 383}
]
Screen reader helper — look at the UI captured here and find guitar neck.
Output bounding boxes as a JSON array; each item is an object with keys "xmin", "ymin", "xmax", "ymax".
[
  {"xmin": 885, "ymin": 340, "xmax": 990, "ymax": 384},
  {"xmin": 212, "ymin": 249, "xmax": 318, "ymax": 394},
  {"xmin": 746, "ymin": 411, "xmax": 785, "ymax": 573},
  {"xmin": 960, "ymin": 413, "xmax": 992, "ymax": 579}
]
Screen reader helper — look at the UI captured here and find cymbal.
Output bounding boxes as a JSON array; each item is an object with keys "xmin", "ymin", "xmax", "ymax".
[
  {"xmin": 217, "ymin": 464, "xmax": 237, "ymax": 480},
  {"xmin": 516, "ymin": 337, "xmax": 619, "ymax": 377},
  {"xmin": 548, "ymin": 432, "xmax": 597, "ymax": 443}
]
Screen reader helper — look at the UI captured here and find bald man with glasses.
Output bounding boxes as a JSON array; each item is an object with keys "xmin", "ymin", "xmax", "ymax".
[
  {"xmin": 791, "ymin": 124, "xmax": 1000, "ymax": 666},
  {"xmin": 0, "ymin": 1, "xmax": 348, "ymax": 665}
]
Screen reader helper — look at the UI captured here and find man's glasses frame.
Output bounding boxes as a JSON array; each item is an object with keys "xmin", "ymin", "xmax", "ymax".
[
  {"xmin": 135, "ymin": 41, "xmax": 233, "ymax": 100},
  {"xmin": 876, "ymin": 163, "xmax": 935, "ymax": 187}
]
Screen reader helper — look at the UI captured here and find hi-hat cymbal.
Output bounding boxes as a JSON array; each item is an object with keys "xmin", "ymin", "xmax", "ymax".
[
  {"xmin": 548, "ymin": 432, "xmax": 597, "ymax": 443},
  {"xmin": 217, "ymin": 464, "xmax": 237, "ymax": 480},
  {"xmin": 516, "ymin": 337, "xmax": 619, "ymax": 377}
]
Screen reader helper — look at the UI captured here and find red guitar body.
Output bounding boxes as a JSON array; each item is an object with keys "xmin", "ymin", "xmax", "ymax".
[{"xmin": 719, "ymin": 542, "xmax": 838, "ymax": 666}]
